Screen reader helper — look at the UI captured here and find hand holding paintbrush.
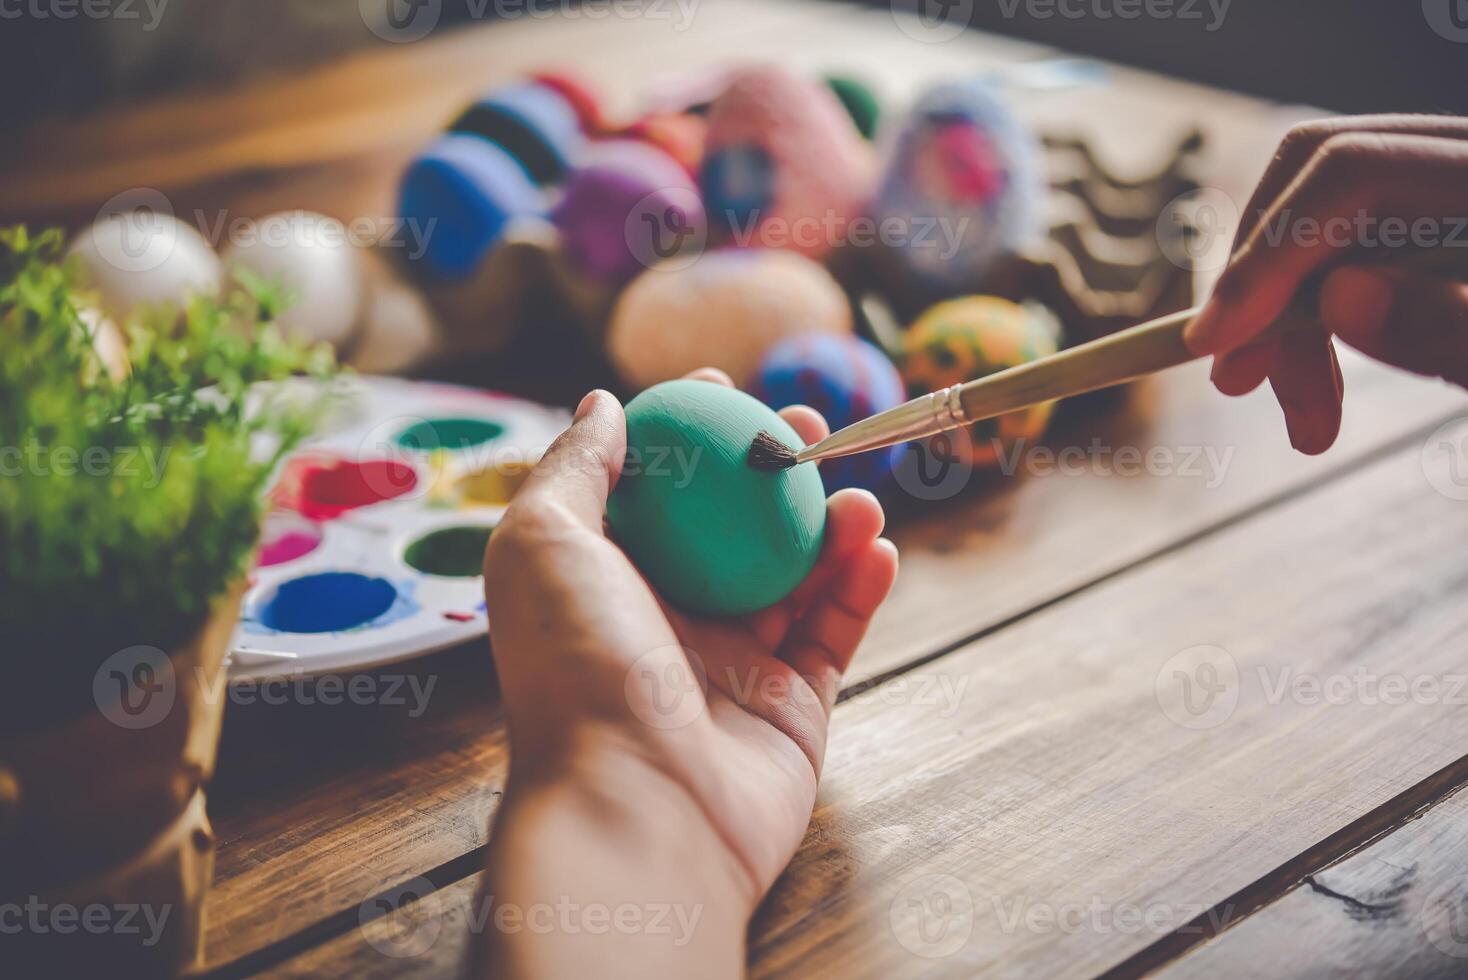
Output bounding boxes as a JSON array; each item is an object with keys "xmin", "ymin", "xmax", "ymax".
[{"xmin": 751, "ymin": 239, "xmax": 1468, "ymax": 472}]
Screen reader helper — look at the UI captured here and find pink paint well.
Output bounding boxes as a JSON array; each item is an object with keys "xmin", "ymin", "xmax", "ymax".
[{"xmin": 258, "ymin": 511, "xmax": 323, "ymax": 567}]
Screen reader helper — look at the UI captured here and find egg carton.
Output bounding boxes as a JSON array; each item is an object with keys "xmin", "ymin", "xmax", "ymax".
[
  {"xmin": 1018, "ymin": 127, "xmax": 1206, "ymax": 342},
  {"xmin": 853, "ymin": 127, "xmax": 1206, "ymax": 345}
]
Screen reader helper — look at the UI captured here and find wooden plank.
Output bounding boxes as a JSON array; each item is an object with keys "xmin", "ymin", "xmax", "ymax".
[
  {"xmin": 259, "ymin": 419, "xmax": 1468, "ymax": 978},
  {"xmin": 855, "ymin": 354, "xmax": 1467, "ymax": 684},
  {"xmin": 257, "ymin": 874, "xmax": 484, "ymax": 979},
  {"xmin": 201, "ymin": 645, "xmax": 507, "ymax": 967},
  {"xmin": 200, "ymin": 357, "xmax": 1468, "ymax": 971},
  {"xmin": 1153, "ymin": 786, "xmax": 1468, "ymax": 979},
  {"xmin": 750, "ymin": 425, "xmax": 1468, "ymax": 978}
]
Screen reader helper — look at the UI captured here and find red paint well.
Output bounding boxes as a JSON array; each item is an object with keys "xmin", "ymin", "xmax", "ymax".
[{"xmin": 273, "ymin": 455, "xmax": 418, "ymax": 520}]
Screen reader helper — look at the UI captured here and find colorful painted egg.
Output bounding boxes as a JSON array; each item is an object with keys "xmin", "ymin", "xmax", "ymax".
[
  {"xmin": 606, "ymin": 248, "xmax": 853, "ymax": 390},
  {"xmin": 608, "ymin": 380, "xmax": 826, "ymax": 616},
  {"xmin": 902, "ymin": 296, "xmax": 1060, "ymax": 467},
  {"xmin": 824, "ymin": 74, "xmax": 881, "ymax": 140},
  {"xmin": 529, "ymin": 70, "xmax": 606, "ymax": 134},
  {"xmin": 449, "ymin": 81, "xmax": 585, "ymax": 185},
  {"xmin": 622, "ymin": 112, "xmax": 707, "ymax": 176},
  {"xmin": 699, "ymin": 66, "xmax": 874, "ymax": 260},
  {"xmin": 552, "ymin": 140, "xmax": 705, "ymax": 285},
  {"xmin": 872, "ymin": 79, "xmax": 1043, "ymax": 298},
  {"xmin": 77, "ymin": 307, "xmax": 130, "ymax": 383},
  {"xmin": 398, "ymin": 134, "xmax": 546, "ymax": 282},
  {"xmin": 753, "ymin": 334, "xmax": 907, "ymax": 493},
  {"xmin": 221, "ymin": 210, "xmax": 367, "ymax": 349}
]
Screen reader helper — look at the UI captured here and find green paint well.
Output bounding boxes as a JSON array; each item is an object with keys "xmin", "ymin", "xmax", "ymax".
[
  {"xmin": 395, "ymin": 417, "xmax": 506, "ymax": 452},
  {"xmin": 404, "ymin": 525, "xmax": 494, "ymax": 577},
  {"xmin": 607, "ymin": 380, "xmax": 826, "ymax": 616}
]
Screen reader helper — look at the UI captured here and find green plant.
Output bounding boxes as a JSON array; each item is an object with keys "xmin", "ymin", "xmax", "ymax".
[{"xmin": 0, "ymin": 226, "xmax": 333, "ymax": 725}]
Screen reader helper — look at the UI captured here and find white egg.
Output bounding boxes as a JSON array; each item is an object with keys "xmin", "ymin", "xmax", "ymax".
[
  {"xmin": 67, "ymin": 211, "xmax": 221, "ymax": 323},
  {"xmin": 77, "ymin": 307, "xmax": 130, "ymax": 383},
  {"xmin": 221, "ymin": 211, "xmax": 367, "ymax": 349}
]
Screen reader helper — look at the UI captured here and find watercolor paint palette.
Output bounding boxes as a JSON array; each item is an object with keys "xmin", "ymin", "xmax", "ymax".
[{"xmin": 228, "ymin": 376, "xmax": 570, "ymax": 683}]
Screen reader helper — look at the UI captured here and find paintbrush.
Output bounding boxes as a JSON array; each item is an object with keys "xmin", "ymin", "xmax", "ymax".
[
  {"xmin": 750, "ymin": 246, "xmax": 1468, "ymax": 472},
  {"xmin": 748, "ymin": 304, "xmax": 1206, "ymax": 471}
]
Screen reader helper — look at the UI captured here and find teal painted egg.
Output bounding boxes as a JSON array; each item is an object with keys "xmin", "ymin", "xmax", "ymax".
[{"xmin": 608, "ymin": 380, "xmax": 826, "ymax": 616}]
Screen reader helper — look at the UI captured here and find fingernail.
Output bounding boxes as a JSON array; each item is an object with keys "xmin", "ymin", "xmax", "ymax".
[
  {"xmin": 1283, "ymin": 403, "xmax": 1332, "ymax": 456},
  {"xmin": 574, "ymin": 390, "xmax": 606, "ymax": 421}
]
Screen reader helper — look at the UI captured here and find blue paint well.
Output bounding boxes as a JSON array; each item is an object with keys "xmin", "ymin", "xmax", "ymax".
[{"xmin": 258, "ymin": 572, "xmax": 399, "ymax": 634}]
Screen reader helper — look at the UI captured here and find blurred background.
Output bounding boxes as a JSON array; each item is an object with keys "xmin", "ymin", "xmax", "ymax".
[
  {"xmin": 2, "ymin": 0, "xmax": 1461, "ymax": 131},
  {"xmin": 2, "ymin": 0, "xmax": 1460, "ymax": 406}
]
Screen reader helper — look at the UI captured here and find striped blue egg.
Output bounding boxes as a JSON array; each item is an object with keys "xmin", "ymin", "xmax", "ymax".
[
  {"xmin": 753, "ymin": 334, "xmax": 907, "ymax": 494},
  {"xmin": 398, "ymin": 135, "xmax": 545, "ymax": 281},
  {"xmin": 450, "ymin": 82, "xmax": 585, "ymax": 185}
]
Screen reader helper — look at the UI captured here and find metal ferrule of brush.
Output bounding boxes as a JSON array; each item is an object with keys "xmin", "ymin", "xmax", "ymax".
[{"xmin": 796, "ymin": 385, "xmax": 971, "ymax": 464}]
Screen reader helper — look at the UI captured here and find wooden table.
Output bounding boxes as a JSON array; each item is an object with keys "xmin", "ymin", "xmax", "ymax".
[{"xmin": 13, "ymin": 3, "xmax": 1468, "ymax": 976}]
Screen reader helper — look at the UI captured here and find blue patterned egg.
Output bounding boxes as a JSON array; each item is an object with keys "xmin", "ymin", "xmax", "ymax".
[{"xmin": 753, "ymin": 334, "xmax": 907, "ymax": 493}]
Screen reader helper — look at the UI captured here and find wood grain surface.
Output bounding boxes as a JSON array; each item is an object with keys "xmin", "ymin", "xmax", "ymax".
[
  {"xmin": 1157, "ymin": 786, "xmax": 1468, "ymax": 979},
  {"xmin": 18, "ymin": 2, "xmax": 1464, "ymax": 977},
  {"xmin": 1, "ymin": 0, "xmax": 1297, "ymax": 231},
  {"xmin": 256, "ymin": 423, "xmax": 1468, "ymax": 978},
  {"xmin": 198, "ymin": 362, "xmax": 1468, "ymax": 972}
]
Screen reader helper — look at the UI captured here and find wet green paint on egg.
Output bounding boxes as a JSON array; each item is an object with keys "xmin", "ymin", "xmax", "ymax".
[{"xmin": 608, "ymin": 380, "xmax": 826, "ymax": 616}]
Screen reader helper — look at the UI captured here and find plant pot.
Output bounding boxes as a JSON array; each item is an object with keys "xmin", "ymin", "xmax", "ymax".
[{"xmin": 0, "ymin": 582, "xmax": 245, "ymax": 975}]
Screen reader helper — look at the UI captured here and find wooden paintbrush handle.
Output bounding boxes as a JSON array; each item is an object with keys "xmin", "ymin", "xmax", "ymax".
[
  {"xmin": 956, "ymin": 245, "xmax": 1468, "ymax": 425},
  {"xmin": 955, "ymin": 306, "xmax": 1202, "ymax": 424}
]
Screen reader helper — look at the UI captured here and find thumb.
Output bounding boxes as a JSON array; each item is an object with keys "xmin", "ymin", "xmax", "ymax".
[{"xmin": 513, "ymin": 389, "xmax": 627, "ymax": 530}]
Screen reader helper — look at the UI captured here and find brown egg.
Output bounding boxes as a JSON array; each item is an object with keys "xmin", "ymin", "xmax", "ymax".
[{"xmin": 606, "ymin": 249, "xmax": 852, "ymax": 390}]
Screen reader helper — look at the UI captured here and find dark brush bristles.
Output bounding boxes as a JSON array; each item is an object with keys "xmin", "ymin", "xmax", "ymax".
[{"xmin": 746, "ymin": 430, "xmax": 799, "ymax": 471}]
